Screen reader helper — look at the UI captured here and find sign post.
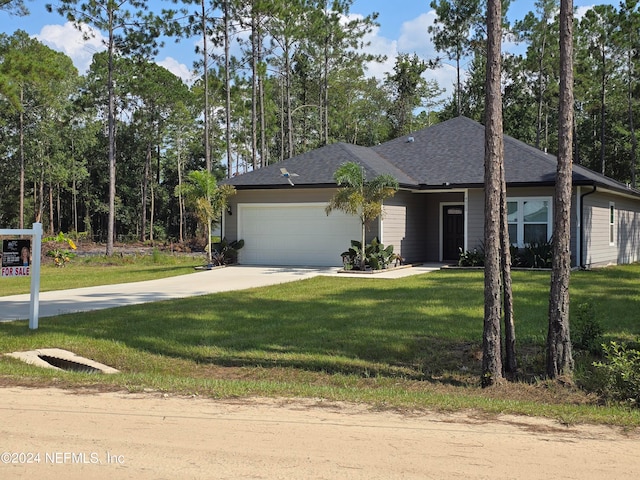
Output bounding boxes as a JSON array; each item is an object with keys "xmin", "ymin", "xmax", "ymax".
[{"xmin": 0, "ymin": 223, "xmax": 42, "ymax": 329}]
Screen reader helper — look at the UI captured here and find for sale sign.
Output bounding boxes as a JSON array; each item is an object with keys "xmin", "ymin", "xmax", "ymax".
[{"xmin": 1, "ymin": 239, "xmax": 31, "ymax": 277}]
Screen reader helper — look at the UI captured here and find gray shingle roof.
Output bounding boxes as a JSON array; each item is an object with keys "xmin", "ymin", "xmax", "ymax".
[
  {"xmin": 223, "ymin": 116, "xmax": 640, "ymax": 197},
  {"xmin": 223, "ymin": 142, "xmax": 417, "ymax": 188}
]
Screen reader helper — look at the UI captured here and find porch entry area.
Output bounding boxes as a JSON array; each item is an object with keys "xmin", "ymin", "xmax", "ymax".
[{"xmin": 442, "ymin": 204, "xmax": 465, "ymax": 262}]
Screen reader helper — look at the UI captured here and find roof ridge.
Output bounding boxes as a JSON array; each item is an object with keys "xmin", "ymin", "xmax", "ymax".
[{"xmin": 338, "ymin": 142, "xmax": 420, "ymax": 185}]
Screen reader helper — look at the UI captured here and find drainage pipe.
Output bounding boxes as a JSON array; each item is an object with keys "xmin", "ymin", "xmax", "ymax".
[{"xmin": 579, "ymin": 185, "xmax": 597, "ymax": 269}]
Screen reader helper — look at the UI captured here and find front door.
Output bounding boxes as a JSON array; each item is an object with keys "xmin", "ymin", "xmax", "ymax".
[{"xmin": 442, "ymin": 205, "xmax": 465, "ymax": 262}]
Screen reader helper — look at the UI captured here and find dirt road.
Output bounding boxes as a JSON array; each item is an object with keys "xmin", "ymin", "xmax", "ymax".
[{"xmin": 1, "ymin": 387, "xmax": 638, "ymax": 480}]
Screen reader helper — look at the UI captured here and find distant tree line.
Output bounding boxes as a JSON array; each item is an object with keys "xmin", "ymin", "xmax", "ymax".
[{"xmin": 0, "ymin": 0, "xmax": 637, "ymax": 247}]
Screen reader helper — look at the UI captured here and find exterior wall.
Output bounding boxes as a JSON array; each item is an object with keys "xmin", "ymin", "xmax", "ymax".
[
  {"xmin": 383, "ymin": 191, "xmax": 427, "ymax": 263},
  {"xmin": 224, "ymin": 187, "xmax": 381, "ymax": 244},
  {"xmin": 466, "ymin": 185, "xmax": 569, "ymax": 258},
  {"xmin": 466, "ymin": 188, "xmax": 484, "ymax": 252},
  {"xmin": 431, "ymin": 192, "xmax": 465, "ymax": 261},
  {"xmin": 582, "ymin": 191, "xmax": 640, "ymax": 267},
  {"xmin": 225, "ymin": 186, "xmax": 640, "ymax": 268},
  {"xmin": 225, "ymin": 188, "xmax": 335, "ymax": 240},
  {"xmin": 385, "ymin": 191, "xmax": 464, "ymax": 263}
]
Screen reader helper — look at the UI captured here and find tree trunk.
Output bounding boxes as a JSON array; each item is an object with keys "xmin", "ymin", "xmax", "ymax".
[
  {"xmin": 251, "ymin": 5, "xmax": 258, "ymax": 170},
  {"xmin": 224, "ymin": 0, "xmax": 232, "ymax": 179},
  {"xmin": 48, "ymin": 182, "xmax": 54, "ymax": 235},
  {"xmin": 106, "ymin": 5, "xmax": 116, "ymax": 256},
  {"xmin": 141, "ymin": 143, "xmax": 151, "ymax": 242},
  {"xmin": 500, "ymin": 159, "xmax": 517, "ymax": 378},
  {"xmin": 285, "ymin": 42, "xmax": 294, "ymax": 158},
  {"xmin": 535, "ymin": 26, "xmax": 547, "ymax": 150},
  {"xmin": 177, "ymin": 138, "xmax": 184, "ymax": 243},
  {"xmin": 599, "ymin": 49, "xmax": 606, "ymax": 175},
  {"xmin": 19, "ymin": 86, "xmax": 25, "ymax": 229},
  {"xmin": 628, "ymin": 49, "xmax": 638, "ymax": 189},
  {"xmin": 202, "ymin": 0, "xmax": 211, "ymax": 174},
  {"xmin": 547, "ymin": 0, "xmax": 575, "ymax": 379},
  {"xmin": 482, "ymin": 0, "xmax": 504, "ymax": 388}
]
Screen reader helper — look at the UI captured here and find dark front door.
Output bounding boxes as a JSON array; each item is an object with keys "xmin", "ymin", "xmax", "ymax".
[{"xmin": 443, "ymin": 205, "xmax": 465, "ymax": 261}]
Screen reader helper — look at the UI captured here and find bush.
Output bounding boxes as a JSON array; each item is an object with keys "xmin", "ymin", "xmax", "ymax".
[
  {"xmin": 341, "ymin": 238, "xmax": 400, "ymax": 270},
  {"xmin": 572, "ymin": 302, "xmax": 604, "ymax": 355},
  {"xmin": 458, "ymin": 247, "xmax": 484, "ymax": 267},
  {"xmin": 512, "ymin": 240, "xmax": 553, "ymax": 268},
  {"xmin": 593, "ymin": 340, "xmax": 640, "ymax": 407},
  {"xmin": 211, "ymin": 238, "xmax": 244, "ymax": 266}
]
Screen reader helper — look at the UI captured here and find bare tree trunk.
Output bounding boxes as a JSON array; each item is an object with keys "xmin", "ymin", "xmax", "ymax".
[
  {"xmin": 177, "ymin": 138, "xmax": 184, "ymax": 243},
  {"xmin": 150, "ymin": 182, "xmax": 155, "ymax": 243},
  {"xmin": 224, "ymin": 0, "xmax": 233, "ymax": 179},
  {"xmin": 141, "ymin": 143, "xmax": 151, "ymax": 242},
  {"xmin": 48, "ymin": 182, "xmax": 54, "ymax": 235},
  {"xmin": 500, "ymin": 160, "xmax": 517, "ymax": 378},
  {"xmin": 106, "ymin": 5, "xmax": 116, "ymax": 256},
  {"xmin": 251, "ymin": 5, "xmax": 258, "ymax": 170},
  {"xmin": 599, "ymin": 50, "xmax": 606, "ymax": 175},
  {"xmin": 72, "ymin": 176, "xmax": 78, "ymax": 233},
  {"xmin": 285, "ymin": 43, "xmax": 293, "ymax": 158},
  {"xmin": 628, "ymin": 49, "xmax": 638, "ymax": 189},
  {"xmin": 202, "ymin": 0, "xmax": 211, "ymax": 174},
  {"xmin": 56, "ymin": 183, "xmax": 61, "ymax": 232},
  {"xmin": 535, "ymin": 29, "xmax": 547, "ymax": 150},
  {"xmin": 19, "ymin": 87, "xmax": 25, "ymax": 229},
  {"xmin": 482, "ymin": 0, "xmax": 504, "ymax": 388},
  {"xmin": 547, "ymin": 0, "xmax": 575, "ymax": 379},
  {"xmin": 322, "ymin": 1, "xmax": 329, "ymax": 146}
]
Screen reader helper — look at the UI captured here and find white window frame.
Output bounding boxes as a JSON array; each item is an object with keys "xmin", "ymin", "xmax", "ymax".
[
  {"xmin": 507, "ymin": 197, "xmax": 553, "ymax": 248},
  {"xmin": 609, "ymin": 201, "xmax": 616, "ymax": 246}
]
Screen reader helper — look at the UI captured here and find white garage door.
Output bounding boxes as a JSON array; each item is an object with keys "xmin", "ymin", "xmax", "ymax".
[{"xmin": 238, "ymin": 203, "xmax": 361, "ymax": 266}]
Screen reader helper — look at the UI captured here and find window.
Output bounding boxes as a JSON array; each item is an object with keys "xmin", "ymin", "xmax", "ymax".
[
  {"xmin": 507, "ymin": 197, "xmax": 552, "ymax": 247},
  {"xmin": 609, "ymin": 202, "xmax": 615, "ymax": 245}
]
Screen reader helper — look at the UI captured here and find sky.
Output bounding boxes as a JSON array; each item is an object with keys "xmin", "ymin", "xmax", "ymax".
[{"xmin": 0, "ymin": 0, "xmax": 618, "ymax": 100}]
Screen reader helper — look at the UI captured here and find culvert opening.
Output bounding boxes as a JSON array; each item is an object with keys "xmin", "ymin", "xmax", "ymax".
[
  {"xmin": 38, "ymin": 355, "xmax": 102, "ymax": 374},
  {"xmin": 5, "ymin": 348, "xmax": 120, "ymax": 374}
]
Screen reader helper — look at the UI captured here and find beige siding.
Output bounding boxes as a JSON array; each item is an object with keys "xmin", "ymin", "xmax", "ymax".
[
  {"xmin": 381, "ymin": 204, "xmax": 406, "ymax": 258},
  {"xmin": 466, "ymin": 189, "xmax": 484, "ymax": 251},
  {"xmin": 381, "ymin": 191, "xmax": 423, "ymax": 262},
  {"xmin": 582, "ymin": 191, "xmax": 640, "ymax": 267}
]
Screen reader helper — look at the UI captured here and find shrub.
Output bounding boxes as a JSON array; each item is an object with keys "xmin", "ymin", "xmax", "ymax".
[
  {"xmin": 341, "ymin": 238, "xmax": 400, "ymax": 270},
  {"xmin": 211, "ymin": 238, "xmax": 244, "ymax": 266},
  {"xmin": 44, "ymin": 232, "xmax": 78, "ymax": 267},
  {"xmin": 458, "ymin": 247, "xmax": 484, "ymax": 267},
  {"xmin": 593, "ymin": 340, "xmax": 640, "ymax": 407},
  {"xmin": 572, "ymin": 302, "xmax": 604, "ymax": 355},
  {"xmin": 513, "ymin": 240, "xmax": 553, "ymax": 268}
]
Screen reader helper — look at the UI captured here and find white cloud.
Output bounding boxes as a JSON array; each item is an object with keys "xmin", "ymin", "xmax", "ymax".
[
  {"xmin": 35, "ymin": 22, "xmax": 105, "ymax": 73},
  {"xmin": 397, "ymin": 12, "xmax": 439, "ymax": 60},
  {"xmin": 158, "ymin": 57, "xmax": 195, "ymax": 85},
  {"xmin": 356, "ymin": 11, "xmax": 456, "ymax": 103}
]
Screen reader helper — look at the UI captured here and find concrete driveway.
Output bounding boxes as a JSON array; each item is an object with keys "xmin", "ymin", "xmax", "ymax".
[{"xmin": 0, "ymin": 264, "xmax": 441, "ymax": 322}]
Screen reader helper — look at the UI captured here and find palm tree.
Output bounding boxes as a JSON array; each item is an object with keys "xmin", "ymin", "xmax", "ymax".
[
  {"xmin": 325, "ymin": 162, "xmax": 398, "ymax": 269},
  {"xmin": 176, "ymin": 170, "xmax": 236, "ymax": 264}
]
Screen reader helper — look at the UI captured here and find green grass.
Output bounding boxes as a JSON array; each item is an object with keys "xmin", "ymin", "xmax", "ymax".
[
  {"xmin": 0, "ymin": 252, "xmax": 203, "ymax": 296},
  {"xmin": 1, "ymin": 260, "xmax": 640, "ymax": 427}
]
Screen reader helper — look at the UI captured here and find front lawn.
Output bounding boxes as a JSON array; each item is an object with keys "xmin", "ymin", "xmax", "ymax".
[{"xmin": 1, "ymin": 263, "xmax": 639, "ymax": 427}]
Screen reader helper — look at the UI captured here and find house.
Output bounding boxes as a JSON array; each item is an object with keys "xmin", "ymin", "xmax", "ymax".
[{"xmin": 221, "ymin": 116, "xmax": 640, "ymax": 268}]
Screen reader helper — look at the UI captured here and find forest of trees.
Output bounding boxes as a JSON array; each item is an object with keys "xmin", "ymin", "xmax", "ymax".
[{"xmin": 0, "ymin": 0, "xmax": 638, "ymax": 247}]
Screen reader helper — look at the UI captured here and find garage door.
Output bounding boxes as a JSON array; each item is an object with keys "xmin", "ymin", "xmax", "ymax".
[{"xmin": 238, "ymin": 203, "xmax": 361, "ymax": 266}]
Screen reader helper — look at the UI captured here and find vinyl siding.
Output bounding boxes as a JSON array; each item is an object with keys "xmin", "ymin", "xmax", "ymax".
[
  {"xmin": 382, "ymin": 191, "xmax": 426, "ymax": 262},
  {"xmin": 582, "ymin": 191, "xmax": 640, "ymax": 267}
]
